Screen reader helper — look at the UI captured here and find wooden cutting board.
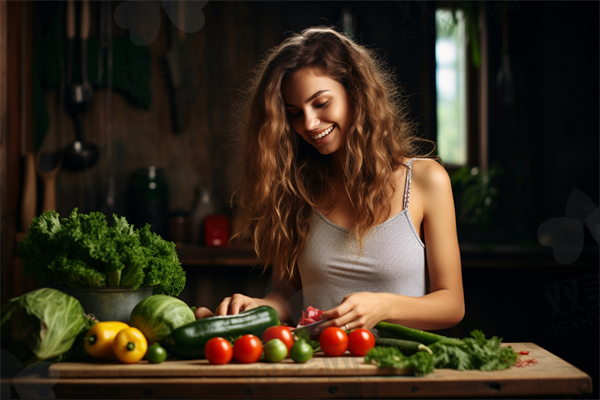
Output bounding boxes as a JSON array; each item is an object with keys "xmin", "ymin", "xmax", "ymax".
[
  {"xmin": 48, "ymin": 343, "xmax": 583, "ymax": 382},
  {"xmin": 49, "ymin": 352, "xmax": 409, "ymax": 378},
  {"xmin": 11, "ymin": 343, "xmax": 592, "ymax": 399}
]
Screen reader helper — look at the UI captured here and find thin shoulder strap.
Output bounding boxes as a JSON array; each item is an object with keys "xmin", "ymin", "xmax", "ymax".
[
  {"xmin": 402, "ymin": 159, "xmax": 415, "ymax": 210},
  {"xmin": 402, "ymin": 158, "xmax": 430, "ymax": 210}
]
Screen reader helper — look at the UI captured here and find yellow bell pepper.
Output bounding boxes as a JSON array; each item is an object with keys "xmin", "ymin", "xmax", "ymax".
[
  {"xmin": 84, "ymin": 321, "xmax": 129, "ymax": 360},
  {"xmin": 113, "ymin": 327, "xmax": 148, "ymax": 364}
]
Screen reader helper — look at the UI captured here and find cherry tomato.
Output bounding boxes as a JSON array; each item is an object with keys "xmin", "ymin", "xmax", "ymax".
[
  {"xmin": 262, "ymin": 326, "xmax": 294, "ymax": 353},
  {"xmin": 319, "ymin": 327, "xmax": 348, "ymax": 357},
  {"xmin": 347, "ymin": 329, "xmax": 375, "ymax": 356},
  {"xmin": 264, "ymin": 338, "xmax": 288, "ymax": 362},
  {"xmin": 204, "ymin": 337, "xmax": 233, "ymax": 365},
  {"xmin": 146, "ymin": 343, "xmax": 168, "ymax": 364},
  {"xmin": 290, "ymin": 340, "xmax": 313, "ymax": 363},
  {"xmin": 233, "ymin": 334, "xmax": 263, "ymax": 363}
]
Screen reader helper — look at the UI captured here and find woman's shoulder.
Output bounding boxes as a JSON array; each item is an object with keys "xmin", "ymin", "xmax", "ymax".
[{"xmin": 405, "ymin": 157, "xmax": 451, "ymax": 192}]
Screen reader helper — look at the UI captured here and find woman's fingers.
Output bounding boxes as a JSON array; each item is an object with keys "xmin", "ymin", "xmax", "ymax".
[
  {"xmin": 228, "ymin": 293, "xmax": 247, "ymax": 315},
  {"xmin": 194, "ymin": 307, "xmax": 214, "ymax": 320},
  {"xmin": 319, "ymin": 294, "xmax": 378, "ymax": 330},
  {"xmin": 214, "ymin": 294, "xmax": 259, "ymax": 316},
  {"xmin": 317, "ymin": 308, "xmax": 357, "ymax": 332},
  {"xmin": 214, "ymin": 297, "xmax": 232, "ymax": 316},
  {"xmin": 321, "ymin": 299, "xmax": 354, "ymax": 322}
]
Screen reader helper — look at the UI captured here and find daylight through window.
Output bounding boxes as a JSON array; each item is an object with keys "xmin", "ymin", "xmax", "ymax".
[{"xmin": 435, "ymin": 9, "xmax": 467, "ymax": 166}]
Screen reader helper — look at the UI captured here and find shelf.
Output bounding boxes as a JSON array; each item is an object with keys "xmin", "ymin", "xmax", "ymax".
[{"xmin": 175, "ymin": 245, "xmax": 260, "ymax": 267}]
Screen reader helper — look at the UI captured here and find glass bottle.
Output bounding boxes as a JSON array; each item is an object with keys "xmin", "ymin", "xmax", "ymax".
[{"xmin": 127, "ymin": 166, "xmax": 169, "ymax": 238}]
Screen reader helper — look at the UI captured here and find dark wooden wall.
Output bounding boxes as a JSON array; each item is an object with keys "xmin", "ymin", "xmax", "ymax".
[{"xmin": 34, "ymin": 2, "xmax": 285, "ymax": 242}]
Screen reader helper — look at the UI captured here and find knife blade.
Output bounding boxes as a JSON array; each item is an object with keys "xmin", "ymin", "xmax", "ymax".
[{"xmin": 291, "ymin": 319, "xmax": 328, "ymax": 335}]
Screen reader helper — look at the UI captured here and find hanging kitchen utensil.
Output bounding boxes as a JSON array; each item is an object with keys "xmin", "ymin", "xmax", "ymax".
[
  {"xmin": 496, "ymin": 13, "xmax": 513, "ymax": 106},
  {"xmin": 160, "ymin": 0, "xmax": 194, "ymax": 133},
  {"xmin": 99, "ymin": 0, "xmax": 116, "ymax": 215},
  {"xmin": 18, "ymin": 0, "xmax": 36, "ymax": 239},
  {"xmin": 63, "ymin": 0, "xmax": 99, "ymax": 171},
  {"xmin": 35, "ymin": 150, "xmax": 62, "ymax": 212}
]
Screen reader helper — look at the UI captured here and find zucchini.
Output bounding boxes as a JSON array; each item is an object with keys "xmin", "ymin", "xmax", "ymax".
[
  {"xmin": 163, "ymin": 306, "xmax": 280, "ymax": 359},
  {"xmin": 374, "ymin": 337, "xmax": 433, "ymax": 356},
  {"xmin": 375, "ymin": 322, "xmax": 463, "ymax": 345}
]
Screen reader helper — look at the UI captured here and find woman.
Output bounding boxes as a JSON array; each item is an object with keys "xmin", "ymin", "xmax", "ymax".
[{"xmin": 199, "ymin": 26, "xmax": 464, "ymax": 332}]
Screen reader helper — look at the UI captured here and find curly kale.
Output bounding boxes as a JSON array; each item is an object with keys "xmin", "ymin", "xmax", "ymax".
[{"xmin": 18, "ymin": 209, "xmax": 186, "ymax": 296}]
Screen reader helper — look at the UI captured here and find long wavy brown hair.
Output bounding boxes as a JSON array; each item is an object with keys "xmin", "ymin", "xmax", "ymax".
[{"xmin": 229, "ymin": 26, "xmax": 431, "ymax": 280}]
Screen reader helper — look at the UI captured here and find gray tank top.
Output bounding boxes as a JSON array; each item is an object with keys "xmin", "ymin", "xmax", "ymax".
[{"xmin": 297, "ymin": 158, "xmax": 428, "ymax": 312}]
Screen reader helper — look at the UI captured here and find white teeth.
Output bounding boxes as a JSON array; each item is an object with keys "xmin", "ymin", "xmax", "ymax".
[{"xmin": 311, "ymin": 125, "xmax": 334, "ymax": 140}]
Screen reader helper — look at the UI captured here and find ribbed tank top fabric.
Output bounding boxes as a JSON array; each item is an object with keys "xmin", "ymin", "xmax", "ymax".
[{"xmin": 296, "ymin": 158, "xmax": 429, "ymax": 313}]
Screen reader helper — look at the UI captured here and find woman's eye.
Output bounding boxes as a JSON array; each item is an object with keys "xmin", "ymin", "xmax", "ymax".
[{"xmin": 287, "ymin": 101, "xmax": 328, "ymax": 119}]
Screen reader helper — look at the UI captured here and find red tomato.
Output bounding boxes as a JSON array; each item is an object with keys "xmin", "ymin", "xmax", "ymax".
[
  {"xmin": 262, "ymin": 326, "xmax": 294, "ymax": 353},
  {"xmin": 347, "ymin": 329, "xmax": 375, "ymax": 356},
  {"xmin": 319, "ymin": 327, "xmax": 348, "ymax": 357},
  {"xmin": 233, "ymin": 334, "xmax": 263, "ymax": 363},
  {"xmin": 204, "ymin": 337, "xmax": 233, "ymax": 365}
]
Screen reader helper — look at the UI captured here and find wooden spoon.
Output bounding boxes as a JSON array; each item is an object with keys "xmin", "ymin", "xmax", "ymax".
[{"xmin": 35, "ymin": 150, "xmax": 62, "ymax": 212}]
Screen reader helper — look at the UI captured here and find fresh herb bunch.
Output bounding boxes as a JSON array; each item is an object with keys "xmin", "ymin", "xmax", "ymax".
[
  {"xmin": 374, "ymin": 322, "xmax": 519, "ymax": 373},
  {"xmin": 429, "ymin": 330, "xmax": 518, "ymax": 371},
  {"xmin": 365, "ymin": 346, "xmax": 434, "ymax": 376},
  {"xmin": 17, "ymin": 209, "xmax": 186, "ymax": 296}
]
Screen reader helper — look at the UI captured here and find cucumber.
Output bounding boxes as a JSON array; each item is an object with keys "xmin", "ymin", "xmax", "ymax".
[
  {"xmin": 375, "ymin": 321, "xmax": 463, "ymax": 345},
  {"xmin": 163, "ymin": 306, "xmax": 280, "ymax": 359},
  {"xmin": 374, "ymin": 337, "xmax": 433, "ymax": 356}
]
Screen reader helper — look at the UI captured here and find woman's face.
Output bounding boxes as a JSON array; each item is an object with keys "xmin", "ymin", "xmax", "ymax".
[{"xmin": 282, "ymin": 68, "xmax": 351, "ymax": 156}]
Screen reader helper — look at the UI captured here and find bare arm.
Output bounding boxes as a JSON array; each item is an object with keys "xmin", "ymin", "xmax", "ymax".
[{"xmin": 320, "ymin": 160, "xmax": 464, "ymax": 331}]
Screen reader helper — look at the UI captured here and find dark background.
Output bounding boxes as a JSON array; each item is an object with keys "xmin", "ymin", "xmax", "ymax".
[{"xmin": 7, "ymin": 1, "xmax": 599, "ymax": 398}]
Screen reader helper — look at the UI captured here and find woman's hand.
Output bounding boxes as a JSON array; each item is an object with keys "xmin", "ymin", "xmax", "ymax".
[
  {"xmin": 214, "ymin": 293, "xmax": 260, "ymax": 316},
  {"xmin": 318, "ymin": 292, "xmax": 389, "ymax": 331},
  {"xmin": 194, "ymin": 307, "xmax": 214, "ymax": 320}
]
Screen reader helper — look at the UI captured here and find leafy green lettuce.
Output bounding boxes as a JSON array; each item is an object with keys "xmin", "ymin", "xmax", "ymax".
[
  {"xmin": 1, "ymin": 288, "xmax": 93, "ymax": 365},
  {"xmin": 17, "ymin": 209, "xmax": 185, "ymax": 296}
]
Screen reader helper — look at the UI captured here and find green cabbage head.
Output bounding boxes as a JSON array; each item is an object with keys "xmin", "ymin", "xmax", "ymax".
[
  {"xmin": 130, "ymin": 294, "xmax": 195, "ymax": 344},
  {"xmin": 7, "ymin": 288, "xmax": 88, "ymax": 360}
]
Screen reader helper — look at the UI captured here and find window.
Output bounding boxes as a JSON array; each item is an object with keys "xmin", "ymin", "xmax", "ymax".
[{"xmin": 435, "ymin": 9, "xmax": 467, "ymax": 166}]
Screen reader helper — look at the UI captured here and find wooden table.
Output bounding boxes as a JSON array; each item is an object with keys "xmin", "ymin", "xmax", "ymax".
[{"xmin": 3, "ymin": 343, "xmax": 592, "ymax": 399}]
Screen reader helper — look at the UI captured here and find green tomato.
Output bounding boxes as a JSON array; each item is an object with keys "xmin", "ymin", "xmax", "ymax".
[
  {"xmin": 290, "ymin": 340, "xmax": 313, "ymax": 363},
  {"xmin": 264, "ymin": 338, "xmax": 288, "ymax": 363},
  {"xmin": 146, "ymin": 343, "xmax": 168, "ymax": 364}
]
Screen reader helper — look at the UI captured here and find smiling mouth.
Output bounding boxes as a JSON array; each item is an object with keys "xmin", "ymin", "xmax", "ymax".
[{"xmin": 310, "ymin": 125, "xmax": 335, "ymax": 140}]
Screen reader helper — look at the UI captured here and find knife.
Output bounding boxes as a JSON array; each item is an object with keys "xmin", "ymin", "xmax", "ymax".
[{"xmin": 291, "ymin": 319, "xmax": 328, "ymax": 335}]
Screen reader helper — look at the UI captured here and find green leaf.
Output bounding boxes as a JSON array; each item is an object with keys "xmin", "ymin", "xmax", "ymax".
[{"xmin": 364, "ymin": 346, "xmax": 434, "ymax": 376}]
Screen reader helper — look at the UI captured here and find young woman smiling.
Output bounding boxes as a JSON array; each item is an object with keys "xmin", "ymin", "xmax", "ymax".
[{"xmin": 202, "ymin": 27, "xmax": 464, "ymax": 333}]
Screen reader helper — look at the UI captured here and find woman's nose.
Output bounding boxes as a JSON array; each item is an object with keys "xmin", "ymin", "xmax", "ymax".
[{"xmin": 304, "ymin": 110, "xmax": 320, "ymax": 131}]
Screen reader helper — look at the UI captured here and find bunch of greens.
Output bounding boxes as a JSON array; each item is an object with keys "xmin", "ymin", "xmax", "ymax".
[
  {"xmin": 365, "ymin": 346, "xmax": 434, "ymax": 376},
  {"xmin": 373, "ymin": 322, "xmax": 519, "ymax": 375},
  {"xmin": 1, "ymin": 288, "xmax": 95, "ymax": 365},
  {"xmin": 17, "ymin": 209, "xmax": 186, "ymax": 296},
  {"xmin": 429, "ymin": 330, "xmax": 518, "ymax": 371}
]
